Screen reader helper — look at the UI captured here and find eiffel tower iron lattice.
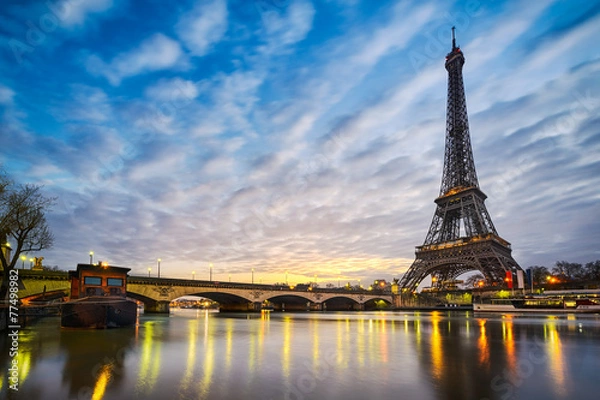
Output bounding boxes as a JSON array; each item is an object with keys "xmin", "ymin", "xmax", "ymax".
[{"xmin": 400, "ymin": 28, "xmax": 523, "ymax": 292}]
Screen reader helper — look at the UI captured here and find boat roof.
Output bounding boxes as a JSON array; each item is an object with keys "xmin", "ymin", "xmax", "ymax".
[{"xmin": 70, "ymin": 263, "xmax": 131, "ymax": 276}]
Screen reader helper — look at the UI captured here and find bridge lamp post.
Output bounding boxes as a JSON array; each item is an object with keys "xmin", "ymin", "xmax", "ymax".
[
  {"xmin": 148, "ymin": 267, "xmax": 151, "ymax": 277},
  {"xmin": 157, "ymin": 258, "xmax": 161, "ymax": 278},
  {"xmin": 228, "ymin": 273, "xmax": 231, "ymax": 282},
  {"xmin": 252, "ymin": 268, "xmax": 255, "ymax": 284},
  {"xmin": 89, "ymin": 251, "xmax": 94, "ymax": 265},
  {"xmin": 192, "ymin": 271, "xmax": 196, "ymax": 280},
  {"xmin": 285, "ymin": 270, "xmax": 288, "ymax": 285},
  {"xmin": 209, "ymin": 263, "xmax": 213, "ymax": 281}
]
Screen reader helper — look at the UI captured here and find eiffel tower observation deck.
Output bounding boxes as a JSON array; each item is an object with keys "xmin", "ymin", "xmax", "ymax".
[{"xmin": 400, "ymin": 28, "xmax": 523, "ymax": 292}]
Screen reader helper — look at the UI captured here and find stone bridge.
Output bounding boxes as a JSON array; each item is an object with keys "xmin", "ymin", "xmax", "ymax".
[{"xmin": 13, "ymin": 270, "xmax": 394, "ymax": 312}]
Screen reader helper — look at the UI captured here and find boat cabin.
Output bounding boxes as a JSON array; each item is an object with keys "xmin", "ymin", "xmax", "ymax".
[{"xmin": 68, "ymin": 262, "xmax": 130, "ymax": 299}]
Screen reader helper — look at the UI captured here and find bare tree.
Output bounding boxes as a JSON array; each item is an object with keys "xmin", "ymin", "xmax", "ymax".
[
  {"xmin": 464, "ymin": 273, "xmax": 485, "ymax": 288},
  {"xmin": 528, "ymin": 265, "xmax": 550, "ymax": 285},
  {"xmin": 0, "ymin": 171, "xmax": 55, "ymax": 301},
  {"xmin": 552, "ymin": 261, "xmax": 584, "ymax": 281},
  {"xmin": 584, "ymin": 261, "xmax": 600, "ymax": 281}
]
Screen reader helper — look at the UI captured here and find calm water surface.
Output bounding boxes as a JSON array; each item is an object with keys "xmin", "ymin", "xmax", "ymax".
[{"xmin": 1, "ymin": 310, "xmax": 600, "ymax": 399}]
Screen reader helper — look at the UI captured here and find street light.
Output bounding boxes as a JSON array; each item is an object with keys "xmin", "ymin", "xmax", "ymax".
[
  {"xmin": 285, "ymin": 270, "xmax": 288, "ymax": 285},
  {"xmin": 228, "ymin": 273, "xmax": 231, "ymax": 282},
  {"xmin": 209, "ymin": 263, "xmax": 213, "ymax": 281},
  {"xmin": 148, "ymin": 267, "xmax": 151, "ymax": 277},
  {"xmin": 157, "ymin": 258, "xmax": 161, "ymax": 278},
  {"xmin": 252, "ymin": 268, "xmax": 255, "ymax": 284},
  {"xmin": 89, "ymin": 251, "xmax": 94, "ymax": 265},
  {"xmin": 21, "ymin": 255, "xmax": 26, "ymax": 269},
  {"xmin": 192, "ymin": 271, "xmax": 196, "ymax": 280},
  {"xmin": 29, "ymin": 258, "xmax": 34, "ymax": 268}
]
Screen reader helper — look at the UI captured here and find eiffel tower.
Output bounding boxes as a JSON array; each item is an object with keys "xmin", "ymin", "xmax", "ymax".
[{"xmin": 400, "ymin": 28, "xmax": 523, "ymax": 292}]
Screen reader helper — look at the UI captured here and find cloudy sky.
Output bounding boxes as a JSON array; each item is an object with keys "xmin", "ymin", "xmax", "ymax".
[{"xmin": 1, "ymin": 0, "xmax": 599, "ymax": 286}]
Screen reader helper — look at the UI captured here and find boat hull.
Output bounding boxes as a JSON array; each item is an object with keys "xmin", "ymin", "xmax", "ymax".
[
  {"xmin": 474, "ymin": 303, "xmax": 600, "ymax": 313},
  {"xmin": 61, "ymin": 298, "xmax": 138, "ymax": 328}
]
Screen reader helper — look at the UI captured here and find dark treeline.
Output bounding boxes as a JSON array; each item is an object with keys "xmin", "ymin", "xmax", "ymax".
[{"xmin": 528, "ymin": 260, "xmax": 600, "ymax": 285}]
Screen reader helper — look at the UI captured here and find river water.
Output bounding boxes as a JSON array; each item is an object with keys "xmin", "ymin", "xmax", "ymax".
[{"xmin": 1, "ymin": 309, "xmax": 599, "ymax": 400}]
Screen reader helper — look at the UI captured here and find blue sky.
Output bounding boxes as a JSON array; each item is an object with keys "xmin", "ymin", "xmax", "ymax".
[{"xmin": 1, "ymin": 0, "xmax": 599, "ymax": 285}]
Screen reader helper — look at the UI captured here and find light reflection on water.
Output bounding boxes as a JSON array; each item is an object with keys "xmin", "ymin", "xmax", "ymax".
[{"xmin": 1, "ymin": 310, "xmax": 599, "ymax": 400}]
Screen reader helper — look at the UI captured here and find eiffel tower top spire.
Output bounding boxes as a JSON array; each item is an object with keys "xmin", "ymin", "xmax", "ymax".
[
  {"xmin": 451, "ymin": 26, "xmax": 457, "ymax": 50},
  {"xmin": 439, "ymin": 26, "xmax": 479, "ymax": 198}
]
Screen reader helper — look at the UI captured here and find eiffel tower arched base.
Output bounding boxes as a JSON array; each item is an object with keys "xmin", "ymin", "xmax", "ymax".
[{"xmin": 400, "ymin": 235, "xmax": 521, "ymax": 292}]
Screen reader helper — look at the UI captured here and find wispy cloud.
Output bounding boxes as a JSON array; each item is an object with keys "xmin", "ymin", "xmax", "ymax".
[
  {"xmin": 86, "ymin": 33, "xmax": 188, "ymax": 85},
  {"xmin": 144, "ymin": 78, "xmax": 199, "ymax": 102},
  {"xmin": 176, "ymin": 0, "xmax": 228, "ymax": 56},
  {"xmin": 55, "ymin": 0, "xmax": 115, "ymax": 27},
  {"xmin": 0, "ymin": 84, "xmax": 15, "ymax": 105},
  {"xmin": 55, "ymin": 84, "xmax": 113, "ymax": 123},
  {"xmin": 258, "ymin": 0, "xmax": 316, "ymax": 53},
  {"xmin": 350, "ymin": 2, "xmax": 436, "ymax": 66}
]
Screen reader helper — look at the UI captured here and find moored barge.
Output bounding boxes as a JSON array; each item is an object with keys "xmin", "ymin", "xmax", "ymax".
[{"xmin": 61, "ymin": 263, "xmax": 138, "ymax": 328}]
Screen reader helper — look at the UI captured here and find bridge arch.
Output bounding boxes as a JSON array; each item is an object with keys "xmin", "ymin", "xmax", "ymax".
[
  {"xmin": 173, "ymin": 291, "xmax": 251, "ymax": 304},
  {"xmin": 264, "ymin": 293, "xmax": 314, "ymax": 303},
  {"xmin": 177, "ymin": 291, "xmax": 260, "ymax": 311},
  {"xmin": 125, "ymin": 292, "xmax": 161, "ymax": 309},
  {"xmin": 322, "ymin": 295, "xmax": 359, "ymax": 310},
  {"xmin": 260, "ymin": 293, "xmax": 320, "ymax": 311},
  {"xmin": 363, "ymin": 297, "xmax": 393, "ymax": 310}
]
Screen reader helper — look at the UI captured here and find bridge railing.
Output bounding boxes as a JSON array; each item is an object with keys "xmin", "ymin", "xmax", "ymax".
[
  {"xmin": 127, "ymin": 275, "xmax": 387, "ymax": 295},
  {"xmin": 10, "ymin": 269, "xmax": 69, "ymax": 279}
]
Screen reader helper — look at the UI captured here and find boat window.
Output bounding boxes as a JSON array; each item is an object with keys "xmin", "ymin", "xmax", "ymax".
[
  {"xmin": 84, "ymin": 276, "xmax": 102, "ymax": 286},
  {"xmin": 107, "ymin": 278, "xmax": 124, "ymax": 287},
  {"xmin": 109, "ymin": 287, "xmax": 122, "ymax": 295}
]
